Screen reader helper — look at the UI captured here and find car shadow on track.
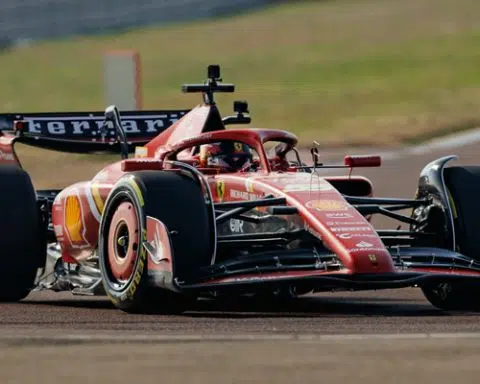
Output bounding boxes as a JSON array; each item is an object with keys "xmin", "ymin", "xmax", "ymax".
[
  {"xmin": 185, "ymin": 295, "xmax": 450, "ymax": 318},
  {"xmin": 20, "ymin": 291, "xmax": 474, "ymax": 318}
]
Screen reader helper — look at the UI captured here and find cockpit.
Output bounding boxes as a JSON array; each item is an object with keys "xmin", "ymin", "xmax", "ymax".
[{"xmin": 169, "ymin": 135, "xmax": 303, "ymax": 174}]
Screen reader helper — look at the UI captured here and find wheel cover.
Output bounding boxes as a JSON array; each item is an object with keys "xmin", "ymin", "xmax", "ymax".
[{"xmin": 107, "ymin": 201, "xmax": 140, "ymax": 283}]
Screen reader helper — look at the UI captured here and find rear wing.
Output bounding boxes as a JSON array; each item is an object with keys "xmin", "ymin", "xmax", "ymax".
[{"xmin": 0, "ymin": 109, "xmax": 190, "ymax": 153}]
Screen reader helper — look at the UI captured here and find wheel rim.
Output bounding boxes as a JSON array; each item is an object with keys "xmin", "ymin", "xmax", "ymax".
[
  {"xmin": 107, "ymin": 201, "xmax": 140, "ymax": 285},
  {"xmin": 430, "ymin": 282, "xmax": 453, "ymax": 301}
]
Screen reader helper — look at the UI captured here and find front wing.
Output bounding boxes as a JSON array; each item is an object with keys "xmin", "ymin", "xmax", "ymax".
[{"xmin": 170, "ymin": 245, "xmax": 480, "ymax": 294}]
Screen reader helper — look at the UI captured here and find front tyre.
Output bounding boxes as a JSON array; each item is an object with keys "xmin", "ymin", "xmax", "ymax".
[
  {"xmin": 98, "ymin": 171, "xmax": 212, "ymax": 314},
  {"xmin": 422, "ymin": 166, "xmax": 480, "ymax": 311},
  {"xmin": 422, "ymin": 281, "xmax": 480, "ymax": 311},
  {"xmin": 98, "ymin": 178, "xmax": 150, "ymax": 313}
]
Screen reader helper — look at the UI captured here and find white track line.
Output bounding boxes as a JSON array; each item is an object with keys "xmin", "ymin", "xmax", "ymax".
[
  {"xmin": 356, "ymin": 128, "xmax": 480, "ymax": 161},
  {"xmin": 2, "ymin": 332, "xmax": 480, "ymax": 343},
  {"xmin": 303, "ymin": 128, "xmax": 480, "ymax": 173}
]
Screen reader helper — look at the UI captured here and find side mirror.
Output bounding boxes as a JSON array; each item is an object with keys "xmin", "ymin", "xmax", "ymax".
[{"xmin": 344, "ymin": 155, "xmax": 381, "ymax": 167}]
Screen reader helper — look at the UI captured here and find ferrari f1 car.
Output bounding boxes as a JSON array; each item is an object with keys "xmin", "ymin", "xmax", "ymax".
[{"xmin": 1, "ymin": 65, "xmax": 480, "ymax": 313}]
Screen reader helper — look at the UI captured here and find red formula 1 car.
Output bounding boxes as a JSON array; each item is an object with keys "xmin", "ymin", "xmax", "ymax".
[{"xmin": 1, "ymin": 65, "xmax": 480, "ymax": 313}]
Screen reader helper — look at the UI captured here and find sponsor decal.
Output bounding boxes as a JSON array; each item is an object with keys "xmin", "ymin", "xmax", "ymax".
[
  {"xmin": 233, "ymin": 142, "xmax": 244, "ymax": 152},
  {"xmin": 65, "ymin": 195, "xmax": 83, "ymax": 242},
  {"xmin": 355, "ymin": 241, "xmax": 374, "ymax": 248},
  {"xmin": 283, "ymin": 182, "xmax": 333, "ymax": 193},
  {"xmin": 230, "ymin": 189, "xmax": 263, "ymax": 201},
  {"xmin": 336, "ymin": 233, "xmax": 378, "ymax": 239},
  {"xmin": 306, "ymin": 199, "xmax": 348, "ymax": 211},
  {"xmin": 244, "ymin": 178, "xmax": 255, "ymax": 193},
  {"xmin": 229, "ymin": 219, "xmax": 244, "ymax": 233},
  {"xmin": 117, "ymin": 229, "xmax": 148, "ymax": 302},
  {"xmin": 326, "ymin": 221, "xmax": 367, "ymax": 226},
  {"xmin": 349, "ymin": 247, "xmax": 385, "ymax": 253},
  {"xmin": 16, "ymin": 112, "xmax": 187, "ymax": 141},
  {"xmin": 325, "ymin": 212, "xmax": 353, "ymax": 219},
  {"xmin": 331, "ymin": 226, "xmax": 373, "ymax": 232},
  {"xmin": 216, "ymin": 180, "xmax": 225, "ymax": 201}
]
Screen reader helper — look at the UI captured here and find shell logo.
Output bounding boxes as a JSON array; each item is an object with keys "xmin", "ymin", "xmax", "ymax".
[
  {"xmin": 65, "ymin": 195, "xmax": 83, "ymax": 242},
  {"xmin": 306, "ymin": 199, "xmax": 348, "ymax": 211}
]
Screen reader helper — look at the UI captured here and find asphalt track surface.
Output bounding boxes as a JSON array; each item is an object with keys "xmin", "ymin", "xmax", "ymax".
[{"xmin": 3, "ymin": 140, "xmax": 480, "ymax": 383}]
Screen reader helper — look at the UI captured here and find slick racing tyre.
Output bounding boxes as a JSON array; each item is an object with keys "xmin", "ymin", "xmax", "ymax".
[
  {"xmin": 443, "ymin": 166, "xmax": 480, "ymax": 260},
  {"xmin": 421, "ymin": 166, "xmax": 480, "ymax": 311},
  {"xmin": 98, "ymin": 171, "xmax": 213, "ymax": 314},
  {"xmin": 422, "ymin": 281, "xmax": 480, "ymax": 311},
  {"xmin": 0, "ymin": 165, "xmax": 43, "ymax": 302}
]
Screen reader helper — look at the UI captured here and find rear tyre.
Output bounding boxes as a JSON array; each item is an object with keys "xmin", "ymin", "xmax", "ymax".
[
  {"xmin": 421, "ymin": 166, "xmax": 480, "ymax": 311},
  {"xmin": 98, "ymin": 171, "xmax": 212, "ymax": 314},
  {"xmin": 0, "ymin": 165, "xmax": 42, "ymax": 302}
]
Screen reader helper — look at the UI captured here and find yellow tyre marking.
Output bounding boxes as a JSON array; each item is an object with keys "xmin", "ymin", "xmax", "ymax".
[
  {"xmin": 127, "ymin": 178, "xmax": 145, "ymax": 206},
  {"xmin": 446, "ymin": 188, "xmax": 458, "ymax": 219}
]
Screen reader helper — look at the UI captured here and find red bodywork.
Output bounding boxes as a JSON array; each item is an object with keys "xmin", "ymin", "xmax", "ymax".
[
  {"xmin": 46, "ymin": 103, "xmax": 391, "ymax": 281},
  {"xmin": 1, "ymin": 100, "xmax": 477, "ymax": 289},
  {"xmin": 0, "ymin": 134, "xmax": 20, "ymax": 165}
]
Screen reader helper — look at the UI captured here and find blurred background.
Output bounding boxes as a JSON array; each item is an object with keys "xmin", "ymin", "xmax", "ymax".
[
  {"xmin": 0, "ymin": 0, "xmax": 479, "ymax": 186},
  {"xmin": 1, "ymin": 0, "xmax": 284, "ymax": 43}
]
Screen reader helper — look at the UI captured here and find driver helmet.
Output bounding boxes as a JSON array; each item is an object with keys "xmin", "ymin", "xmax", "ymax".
[{"xmin": 199, "ymin": 141, "xmax": 253, "ymax": 171}]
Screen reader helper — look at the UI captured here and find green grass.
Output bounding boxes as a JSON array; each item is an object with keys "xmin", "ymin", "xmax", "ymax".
[{"xmin": 2, "ymin": 0, "xmax": 480, "ymax": 148}]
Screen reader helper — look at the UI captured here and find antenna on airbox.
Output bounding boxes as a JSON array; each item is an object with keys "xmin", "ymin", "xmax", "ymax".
[{"xmin": 181, "ymin": 65, "xmax": 235, "ymax": 105}]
